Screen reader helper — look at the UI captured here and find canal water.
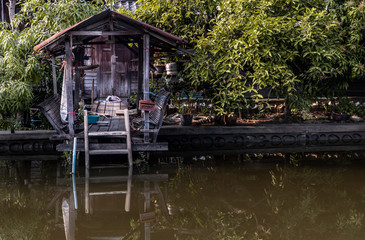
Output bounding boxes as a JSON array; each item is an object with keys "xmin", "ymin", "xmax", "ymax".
[{"xmin": 1, "ymin": 152, "xmax": 365, "ymax": 240}]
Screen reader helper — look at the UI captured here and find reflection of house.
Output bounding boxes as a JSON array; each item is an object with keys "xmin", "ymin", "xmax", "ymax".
[{"xmin": 54, "ymin": 167, "xmax": 169, "ymax": 240}]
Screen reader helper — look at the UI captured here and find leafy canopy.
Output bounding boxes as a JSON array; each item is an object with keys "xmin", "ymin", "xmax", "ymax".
[{"xmin": 133, "ymin": 0, "xmax": 365, "ymax": 116}]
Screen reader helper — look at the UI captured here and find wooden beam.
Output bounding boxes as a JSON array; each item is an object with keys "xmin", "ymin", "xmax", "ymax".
[
  {"xmin": 88, "ymin": 131, "xmax": 127, "ymax": 136},
  {"xmin": 69, "ymin": 31, "xmax": 141, "ymax": 36},
  {"xmin": 143, "ymin": 34, "xmax": 150, "ymax": 143},
  {"xmin": 65, "ymin": 39, "xmax": 75, "ymax": 136},
  {"xmin": 56, "ymin": 142, "xmax": 169, "ymax": 152},
  {"xmin": 147, "ymin": 31, "xmax": 177, "ymax": 48}
]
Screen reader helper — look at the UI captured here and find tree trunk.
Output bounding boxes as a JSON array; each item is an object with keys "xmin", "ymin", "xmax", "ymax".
[
  {"xmin": 1, "ymin": 0, "xmax": 5, "ymax": 22},
  {"xmin": 6, "ymin": 0, "xmax": 16, "ymax": 26}
]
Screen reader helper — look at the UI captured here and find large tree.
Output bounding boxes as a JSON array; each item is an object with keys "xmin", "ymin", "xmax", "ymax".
[{"xmin": 188, "ymin": 0, "xmax": 365, "ymax": 117}]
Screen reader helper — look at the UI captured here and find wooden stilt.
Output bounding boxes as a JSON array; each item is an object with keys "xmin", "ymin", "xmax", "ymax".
[
  {"xmin": 84, "ymin": 110, "xmax": 90, "ymax": 171},
  {"xmin": 84, "ymin": 110, "xmax": 90, "ymax": 214},
  {"xmin": 124, "ymin": 108, "xmax": 133, "ymax": 167},
  {"xmin": 125, "ymin": 166, "xmax": 133, "ymax": 212}
]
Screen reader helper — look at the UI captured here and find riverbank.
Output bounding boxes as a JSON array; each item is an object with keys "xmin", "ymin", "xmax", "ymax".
[{"xmin": 1, "ymin": 123, "xmax": 365, "ymax": 158}]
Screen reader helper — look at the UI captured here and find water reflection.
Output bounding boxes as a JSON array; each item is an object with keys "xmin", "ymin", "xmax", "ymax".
[{"xmin": 1, "ymin": 153, "xmax": 365, "ymax": 239}]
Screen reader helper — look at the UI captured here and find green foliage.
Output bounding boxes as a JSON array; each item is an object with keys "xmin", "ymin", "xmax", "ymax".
[
  {"xmin": 134, "ymin": 0, "xmax": 365, "ymax": 117},
  {"xmin": 0, "ymin": 0, "xmax": 104, "ymax": 118},
  {"xmin": 135, "ymin": 0, "xmax": 220, "ymax": 42}
]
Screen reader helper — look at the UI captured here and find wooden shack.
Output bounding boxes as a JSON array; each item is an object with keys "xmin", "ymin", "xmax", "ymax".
[{"xmin": 33, "ymin": 9, "xmax": 185, "ymax": 162}]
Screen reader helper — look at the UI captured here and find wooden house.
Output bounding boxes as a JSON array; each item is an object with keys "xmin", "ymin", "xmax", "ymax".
[{"xmin": 33, "ymin": 9, "xmax": 185, "ymax": 164}]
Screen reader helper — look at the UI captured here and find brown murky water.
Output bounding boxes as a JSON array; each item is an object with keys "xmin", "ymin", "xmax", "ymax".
[{"xmin": 1, "ymin": 153, "xmax": 365, "ymax": 240}]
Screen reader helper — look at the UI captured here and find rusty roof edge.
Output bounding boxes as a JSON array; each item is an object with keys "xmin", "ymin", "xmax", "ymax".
[
  {"xmin": 33, "ymin": 10, "xmax": 111, "ymax": 52},
  {"xmin": 33, "ymin": 9, "xmax": 187, "ymax": 53}
]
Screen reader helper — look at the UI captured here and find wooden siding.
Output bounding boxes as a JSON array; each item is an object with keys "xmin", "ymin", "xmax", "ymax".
[{"xmin": 83, "ymin": 41, "xmax": 138, "ymax": 99}]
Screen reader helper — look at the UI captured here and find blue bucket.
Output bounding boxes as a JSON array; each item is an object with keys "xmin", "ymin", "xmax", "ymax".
[{"xmin": 88, "ymin": 115, "xmax": 99, "ymax": 124}]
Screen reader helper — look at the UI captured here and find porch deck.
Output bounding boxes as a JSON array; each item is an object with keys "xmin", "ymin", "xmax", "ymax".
[{"xmin": 57, "ymin": 116, "xmax": 168, "ymax": 153}]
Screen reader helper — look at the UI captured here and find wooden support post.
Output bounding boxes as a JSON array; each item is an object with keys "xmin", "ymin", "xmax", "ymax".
[
  {"xmin": 65, "ymin": 39, "xmax": 75, "ymax": 136},
  {"xmin": 74, "ymin": 48, "xmax": 83, "ymax": 111},
  {"xmin": 84, "ymin": 109, "xmax": 90, "ymax": 214},
  {"xmin": 143, "ymin": 34, "xmax": 150, "ymax": 143},
  {"xmin": 138, "ymin": 40, "xmax": 143, "ymax": 102},
  {"xmin": 52, "ymin": 56, "xmax": 58, "ymax": 95},
  {"xmin": 84, "ymin": 110, "xmax": 89, "ymax": 172},
  {"xmin": 124, "ymin": 108, "xmax": 133, "ymax": 167},
  {"xmin": 111, "ymin": 54, "xmax": 117, "ymax": 94}
]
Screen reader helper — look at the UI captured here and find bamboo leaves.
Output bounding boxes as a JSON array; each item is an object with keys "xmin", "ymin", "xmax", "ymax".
[{"xmin": 0, "ymin": 0, "xmax": 104, "ymax": 117}]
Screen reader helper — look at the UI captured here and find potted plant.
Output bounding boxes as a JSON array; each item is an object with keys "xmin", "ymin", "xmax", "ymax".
[
  {"xmin": 332, "ymin": 98, "xmax": 356, "ymax": 121},
  {"xmin": 177, "ymin": 91, "xmax": 195, "ymax": 126}
]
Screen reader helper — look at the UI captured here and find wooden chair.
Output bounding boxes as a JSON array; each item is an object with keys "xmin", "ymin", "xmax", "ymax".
[
  {"xmin": 132, "ymin": 88, "xmax": 170, "ymax": 142},
  {"xmin": 37, "ymin": 94, "xmax": 68, "ymax": 135}
]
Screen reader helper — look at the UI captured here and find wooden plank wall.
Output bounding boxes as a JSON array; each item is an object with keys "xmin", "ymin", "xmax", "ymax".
[{"xmin": 83, "ymin": 40, "xmax": 138, "ymax": 100}]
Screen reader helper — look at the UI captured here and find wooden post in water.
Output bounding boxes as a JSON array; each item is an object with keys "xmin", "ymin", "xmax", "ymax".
[
  {"xmin": 65, "ymin": 39, "xmax": 74, "ymax": 136},
  {"xmin": 84, "ymin": 110, "xmax": 89, "ymax": 169},
  {"xmin": 125, "ymin": 166, "xmax": 133, "ymax": 212},
  {"xmin": 84, "ymin": 110, "xmax": 90, "ymax": 214},
  {"xmin": 143, "ymin": 34, "xmax": 150, "ymax": 143},
  {"xmin": 124, "ymin": 108, "xmax": 133, "ymax": 167},
  {"xmin": 144, "ymin": 181, "xmax": 151, "ymax": 240}
]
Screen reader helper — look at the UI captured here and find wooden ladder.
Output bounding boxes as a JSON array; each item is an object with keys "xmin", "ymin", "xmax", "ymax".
[
  {"xmin": 83, "ymin": 109, "xmax": 133, "ymax": 214},
  {"xmin": 84, "ymin": 166, "xmax": 133, "ymax": 214},
  {"xmin": 83, "ymin": 109, "xmax": 133, "ymax": 168}
]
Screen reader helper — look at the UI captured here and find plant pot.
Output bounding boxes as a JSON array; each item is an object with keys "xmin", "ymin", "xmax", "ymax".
[
  {"xmin": 342, "ymin": 113, "xmax": 350, "ymax": 120},
  {"xmin": 225, "ymin": 114, "xmax": 238, "ymax": 126},
  {"xmin": 166, "ymin": 62, "xmax": 178, "ymax": 75},
  {"xmin": 181, "ymin": 114, "xmax": 193, "ymax": 126},
  {"xmin": 154, "ymin": 65, "xmax": 165, "ymax": 75},
  {"xmin": 332, "ymin": 112, "xmax": 342, "ymax": 121}
]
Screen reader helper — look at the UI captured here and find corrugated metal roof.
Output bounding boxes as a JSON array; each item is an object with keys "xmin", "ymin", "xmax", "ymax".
[{"xmin": 34, "ymin": 9, "xmax": 186, "ymax": 53}]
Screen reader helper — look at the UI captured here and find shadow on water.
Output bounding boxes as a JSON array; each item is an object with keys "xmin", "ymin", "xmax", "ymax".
[{"xmin": 2, "ymin": 151, "xmax": 365, "ymax": 239}]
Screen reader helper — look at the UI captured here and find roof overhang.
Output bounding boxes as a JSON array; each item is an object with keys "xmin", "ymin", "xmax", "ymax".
[{"xmin": 34, "ymin": 9, "xmax": 187, "ymax": 56}]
